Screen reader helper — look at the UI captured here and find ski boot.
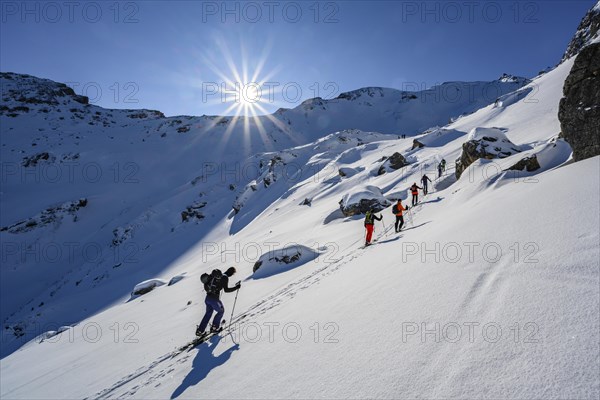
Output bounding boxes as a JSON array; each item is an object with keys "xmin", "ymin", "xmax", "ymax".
[{"xmin": 195, "ymin": 325, "xmax": 205, "ymax": 337}]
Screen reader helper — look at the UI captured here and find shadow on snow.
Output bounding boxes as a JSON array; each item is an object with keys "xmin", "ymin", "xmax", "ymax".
[{"xmin": 171, "ymin": 335, "xmax": 239, "ymax": 399}]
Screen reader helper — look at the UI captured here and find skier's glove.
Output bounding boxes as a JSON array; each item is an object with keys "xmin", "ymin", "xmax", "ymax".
[{"xmin": 236, "ymin": 282, "xmax": 241, "ymax": 290}]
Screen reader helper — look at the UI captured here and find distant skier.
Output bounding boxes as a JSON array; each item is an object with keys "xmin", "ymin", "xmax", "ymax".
[
  {"xmin": 392, "ymin": 199, "xmax": 408, "ymax": 233},
  {"xmin": 196, "ymin": 267, "xmax": 240, "ymax": 336},
  {"xmin": 437, "ymin": 159, "xmax": 446, "ymax": 178},
  {"xmin": 364, "ymin": 208, "xmax": 382, "ymax": 246},
  {"xmin": 421, "ymin": 174, "xmax": 432, "ymax": 195},
  {"xmin": 410, "ymin": 183, "xmax": 422, "ymax": 206}
]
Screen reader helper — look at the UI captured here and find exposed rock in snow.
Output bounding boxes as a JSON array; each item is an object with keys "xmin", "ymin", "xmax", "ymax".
[
  {"xmin": 507, "ymin": 155, "xmax": 541, "ymax": 172},
  {"xmin": 338, "ymin": 167, "xmax": 361, "ymax": 177},
  {"xmin": 455, "ymin": 127, "xmax": 522, "ymax": 179},
  {"xmin": 412, "ymin": 139, "xmax": 425, "ymax": 149},
  {"xmin": 22, "ymin": 152, "xmax": 55, "ymax": 167},
  {"xmin": 181, "ymin": 201, "xmax": 207, "ymax": 222},
  {"xmin": 377, "ymin": 152, "xmax": 409, "ymax": 175},
  {"xmin": 299, "ymin": 198, "xmax": 312, "ymax": 206}
]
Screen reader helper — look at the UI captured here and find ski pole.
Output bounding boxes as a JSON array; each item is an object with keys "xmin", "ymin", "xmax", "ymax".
[
  {"xmin": 228, "ymin": 283, "xmax": 240, "ymax": 333},
  {"xmin": 407, "ymin": 207, "xmax": 415, "ymax": 227}
]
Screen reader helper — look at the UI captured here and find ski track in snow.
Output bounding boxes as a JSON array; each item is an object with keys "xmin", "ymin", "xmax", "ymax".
[{"xmin": 88, "ymin": 201, "xmax": 436, "ymax": 398}]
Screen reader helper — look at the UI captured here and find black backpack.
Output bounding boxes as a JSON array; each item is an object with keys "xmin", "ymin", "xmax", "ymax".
[
  {"xmin": 201, "ymin": 269, "xmax": 223, "ymax": 295},
  {"xmin": 392, "ymin": 205, "xmax": 399, "ymax": 214}
]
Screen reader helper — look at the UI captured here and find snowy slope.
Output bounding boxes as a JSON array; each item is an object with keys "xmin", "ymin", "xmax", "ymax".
[
  {"xmin": 1, "ymin": 43, "xmax": 598, "ymax": 400},
  {"xmin": 0, "ymin": 71, "xmax": 527, "ymax": 357}
]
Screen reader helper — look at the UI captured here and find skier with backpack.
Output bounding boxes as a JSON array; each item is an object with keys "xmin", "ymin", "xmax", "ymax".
[
  {"xmin": 421, "ymin": 174, "xmax": 432, "ymax": 195},
  {"xmin": 364, "ymin": 208, "xmax": 383, "ymax": 246},
  {"xmin": 392, "ymin": 199, "xmax": 409, "ymax": 233},
  {"xmin": 196, "ymin": 267, "xmax": 241, "ymax": 337},
  {"xmin": 410, "ymin": 183, "xmax": 422, "ymax": 206}
]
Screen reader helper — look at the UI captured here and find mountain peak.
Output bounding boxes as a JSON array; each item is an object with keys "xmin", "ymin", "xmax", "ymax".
[
  {"xmin": 1, "ymin": 72, "xmax": 89, "ymax": 106},
  {"xmin": 561, "ymin": 1, "xmax": 600, "ymax": 63}
]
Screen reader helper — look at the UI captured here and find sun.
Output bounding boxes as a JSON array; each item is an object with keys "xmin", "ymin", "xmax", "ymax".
[
  {"xmin": 195, "ymin": 35, "xmax": 294, "ymax": 154},
  {"xmin": 236, "ymin": 82, "xmax": 262, "ymax": 116}
]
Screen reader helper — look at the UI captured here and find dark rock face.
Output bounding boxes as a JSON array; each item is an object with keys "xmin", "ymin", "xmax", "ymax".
[
  {"xmin": 388, "ymin": 152, "xmax": 408, "ymax": 169},
  {"xmin": 507, "ymin": 155, "xmax": 541, "ymax": 172},
  {"xmin": 455, "ymin": 136, "xmax": 521, "ymax": 179},
  {"xmin": 379, "ymin": 152, "xmax": 409, "ymax": 175},
  {"xmin": 561, "ymin": 5, "xmax": 600, "ymax": 63},
  {"xmin": 559, "ymin": 43, "xmax": 600, "ymax": 161},
  {"xmin": 338, "ymin": 198, "xmax": 388, "ymax": 217}
]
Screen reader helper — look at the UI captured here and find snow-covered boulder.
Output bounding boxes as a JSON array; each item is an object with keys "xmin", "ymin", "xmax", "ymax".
[
  {"xmin": 338, "ymin": 167, "xmax": 362, "ymax": 177},
  {"xmin": 252, "ymin": 245, "xmax": 321, "ymax": 279},
  {"xmin": 411, "ymin": 128, "xmax": 465, "ymax": 149},
  {"xmin": 168, "ymin": 275, "xmax": 185, "ymax": 286},
  {"xmin": 131, "ymin": 279, "xmax": 167, "ymax": 297},
  {"xmin": 39, "ymin": 326, "xmax": 71, "ymax": 342},
  {"xmin": 455, "ymin": 127, "xmax": 522, "ymax": 179},
  {"xmin": 339, "ymin": 185, "xmax": 390, "ymax": 216},
  {"xmin": 505, "ymin": 137, "xmax": 571, "ymax": 176}
]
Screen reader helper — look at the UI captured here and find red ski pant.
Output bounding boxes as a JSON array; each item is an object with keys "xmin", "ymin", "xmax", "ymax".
[{"xmin": 365, "ymin": 224, "xmax": 374, "ymax": 243}]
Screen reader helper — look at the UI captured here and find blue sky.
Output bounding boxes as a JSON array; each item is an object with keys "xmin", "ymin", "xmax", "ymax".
[{"xmin": 1, "ymin": 0, "xmax": 596, "ymax": 116}]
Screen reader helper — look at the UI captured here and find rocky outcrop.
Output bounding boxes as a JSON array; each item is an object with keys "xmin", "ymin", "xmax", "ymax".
[
  {"xmin": 22, "ymin": 152, "xmax": 55, "ymax": 167},
  {"xmin": 1, "ymin": 198, "xmax": 88, "ymax": 233},
  {"xmin": 0, "ymin": 72, "xmax": 88, "ymax": 105},
  {"xmin": 507, "ymin": 155, "xmax": 541, "ymax": 172},
  {"xmin": 561, "ymin": 3, "xmax": 600, "ymax": 63},
  {"xmin": 558, "ymin": 43, "xmax": 600, "ymax": 161},
  {"xmin": 181, "ymin": 201, "xmax": 207, "ymax": 222},
  {"xmin": 337, "ymin": 87, "xmax": 386, "ymax": 101},
  {"xmin": 455, "ymin": 128, "xmax": 522, "ymax": 179}
]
